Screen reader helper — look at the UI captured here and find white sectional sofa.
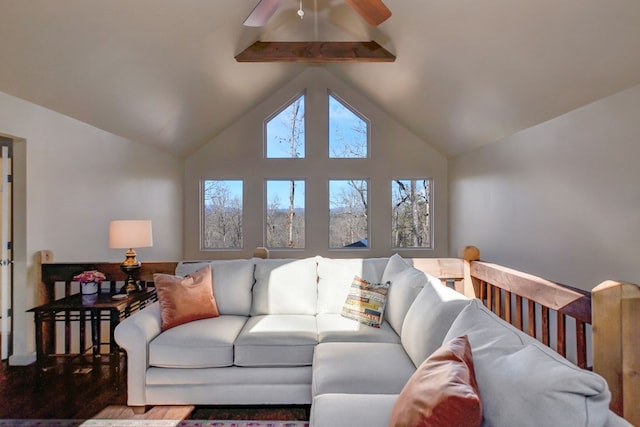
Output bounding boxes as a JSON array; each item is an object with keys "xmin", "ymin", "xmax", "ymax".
[{"xmin": 114, "ymin": 254, "xmax": 632, "ymax": 427}]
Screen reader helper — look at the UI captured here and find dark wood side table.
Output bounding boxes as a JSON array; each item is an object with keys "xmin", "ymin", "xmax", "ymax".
[{"xmin": 28, "ymin": 288, "xmax": 157, "ymax": 382}]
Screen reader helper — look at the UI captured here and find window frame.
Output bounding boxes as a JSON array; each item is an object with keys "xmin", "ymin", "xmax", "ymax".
[
  {"xmin": 264, "ymin": 178, "xmax": 307, "ymax": 250},
  {"xmin": 264, "ymin": 91, "xmax": 307, "ymax": 159},
  {"xmin": 328, "ymin": 178, "xmax": 371, "ymax": 250},
  {"xmin": 327, "ymin": 90, "xmax": 371, "ymax": 159},
  {"xmin": 391, "ymin": 177, "xmax": 434, "ymax": 250},
  {"xmin": 200, "ymin": 178, "xmax": 244, "ymax": 251}
]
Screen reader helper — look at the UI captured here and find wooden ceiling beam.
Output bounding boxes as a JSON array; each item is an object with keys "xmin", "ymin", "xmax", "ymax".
[{"xmin": 234, "ymin": 41, "xmax": 396, "ymax": 63}]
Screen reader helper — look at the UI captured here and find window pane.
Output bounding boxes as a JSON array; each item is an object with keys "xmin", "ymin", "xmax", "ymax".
[
  {"xmin": 329, "ymin": 93, "xmax": 368, "ymax": 158},
  {"xmin": 266, "ymin": 94, "xmax": 305, "ymax": 158},
  {"xmin": 392, "ymin": 179, "xmax": 432, "ymax": 248},
  {"xmin": 202, "ymin": 180, "xmax": 243, "ymax": 249},
  {"xmin": 266, "ymin": 180, "xmax": 306, "ymax": 248},
  {"xmin": 329, "ymin": 179, "xmax": 369, "ymax": 248}
]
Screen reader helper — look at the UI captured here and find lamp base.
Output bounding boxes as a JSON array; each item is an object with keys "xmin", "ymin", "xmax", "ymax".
[{"xmin": 120, "ymin": 262, "xmax": 141, "ymax": 294}]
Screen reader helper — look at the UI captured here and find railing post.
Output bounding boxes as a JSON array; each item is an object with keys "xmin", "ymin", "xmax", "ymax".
[
  {"xmin": 459, "ymin": 246, "xmax": 480, "ymax": 299},
  {"xmin": 592, "ymin": 280, "xmax": 640, "ymax": 425}
]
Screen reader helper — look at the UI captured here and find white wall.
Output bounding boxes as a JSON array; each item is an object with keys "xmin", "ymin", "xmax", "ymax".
[
  {"xmin": 450, "ymin": 84, "xmax": 640, "ymax": 290},
  {"xmin": 184, "ymin": 67, "xmax": 448, "ymax": 259},
  {"xmin": 0, "ymin": 91, "xmax": 183, "ymax": 364}
]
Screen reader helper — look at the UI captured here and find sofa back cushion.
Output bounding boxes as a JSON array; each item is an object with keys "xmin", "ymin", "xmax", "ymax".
[
  {"xmin": 381, "ymin": 254, "xmax": 427, "ymax": 335},
  {"xmin": 401, "ymin": 277, "xmax": 469, "ymax": 367},
  {"xmin": 316, "ymin": 257, "xmax": 388, "ymax": 314},
  {"xmin": 251, "ymin": 257, "xmax": 318, "ymax": 315},
  {"xmin": 444, "ymin": 299, "xmax": 611, "ymax": 427},
  {"xmin": 175, "ymin": 259, "xmax": 255, "ymax": 316}
]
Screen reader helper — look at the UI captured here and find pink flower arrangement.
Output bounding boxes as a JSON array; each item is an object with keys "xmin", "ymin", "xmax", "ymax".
[{"xmin": 73, "ymin": 270, "xmax": 106, "ymax": 284}]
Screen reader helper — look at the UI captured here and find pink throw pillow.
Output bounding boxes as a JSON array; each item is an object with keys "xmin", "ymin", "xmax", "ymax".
[
  {"xmin": 389, "ymin": 335, "xmax": 482, "ymax": 427},
  {"xmin": 154, "ymin": 264, "xmax": 220, "ymax": 331}
]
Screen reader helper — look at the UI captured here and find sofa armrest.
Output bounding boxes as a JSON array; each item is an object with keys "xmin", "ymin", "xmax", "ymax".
[{"xmin": 114, "ymin": 302, "xmax": 162, "ymax": 406}]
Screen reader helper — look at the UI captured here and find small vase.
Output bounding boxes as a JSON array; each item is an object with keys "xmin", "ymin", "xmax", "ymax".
[{"xmin": 81, "ymin": 281, "xmax": 99, "ymax": 304}]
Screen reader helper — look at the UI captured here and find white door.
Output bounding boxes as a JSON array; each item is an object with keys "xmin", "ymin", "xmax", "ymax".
[{"xmin": 0, "ymin": 136, "xmax": 13, "ymax": 361}]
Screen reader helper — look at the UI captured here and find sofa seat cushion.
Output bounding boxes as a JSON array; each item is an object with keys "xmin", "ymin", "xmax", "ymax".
[
  {"xmin": 234, "ymin": 315, "xmax": 318, "ymax": 367},
  {"xmin": 445, "ymin": 300, "xmax": 611, "ymax": 427},
  {"xmin": 316, "ymin": 257, "xmax": 389, "ymax": 314},
  {"xmin": 251, "ymin": 258, "xmax": 318, "ymax": 315},
  {"xmin": 312, "ymin": 342, "xmax": 415, "ymax": 396},
  {"xmin": 316, "ymin": 314, "xmax": 400, "ymax": 344},
  {"xmin": 149, "ymin": 315, "xmax": 247, "ymax": 368},
  {"xmin": 311, "ymin": 393, "xmax": 398, "ymax": 427}
]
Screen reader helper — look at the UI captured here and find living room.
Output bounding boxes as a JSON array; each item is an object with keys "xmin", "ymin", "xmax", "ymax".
[{"xmin": 0, "ymin": 0, "xmax": 639, "ymax": 424}]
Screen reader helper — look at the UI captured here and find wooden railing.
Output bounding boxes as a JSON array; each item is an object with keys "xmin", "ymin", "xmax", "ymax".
[
  {"xmin": 453, "ymin": 246, "xmax": 638, "ymax": 425},
  {"xmin": 410, "ymin": 257, "xmax": 465, "ymax": 292},
  {"xmin": 469, "ymin": 259, "xmax": 591, "ymax": 369}
]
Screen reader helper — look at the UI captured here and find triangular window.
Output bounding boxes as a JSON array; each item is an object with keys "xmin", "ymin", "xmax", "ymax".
[
  {"xmin": 329, "ymin": 92, "xmax": 368, "ymax": 158},
  {"xmin": 265, "ymin": 93, "xmax": 305, "ymax": 158}
]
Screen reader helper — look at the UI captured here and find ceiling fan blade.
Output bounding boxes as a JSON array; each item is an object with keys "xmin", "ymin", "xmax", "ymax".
[
  {"xmin": 345, "ymin": 0, "xmax": 392, "ymax": 26},
  {"xmin": 243, "ymin": 0, "xmax": 285, "ymax": 27}
]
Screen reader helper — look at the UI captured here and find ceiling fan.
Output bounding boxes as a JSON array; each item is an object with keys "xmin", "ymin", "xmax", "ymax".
[{"xmin": 243, "ymin": 0, "xmax": 392, "ymax": 27}]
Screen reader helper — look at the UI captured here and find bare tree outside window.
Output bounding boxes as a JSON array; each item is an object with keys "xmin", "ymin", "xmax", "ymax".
[
  {"xmin": 329, "ymin": 93, "xmax": 368, "ymax": 158},
  {"xmin": 392, "ymin": 179, "xmax": 432, "ymax": 248},
  {"xmin": 266, "ymin": 180, "xmax": 305, "ymax": 248},
  {"xmin": 266, "ymin": 94, "xmax": 305, "ymax": 158},
  {"xmin": 202, "ymin": 180, "xmax": 243, "ymax": 249},
  {"xmin": 329, "ymin": 179, "xmax": 369, "ymax": 248}
]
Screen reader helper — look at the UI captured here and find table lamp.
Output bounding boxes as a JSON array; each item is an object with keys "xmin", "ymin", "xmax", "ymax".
[{"xmin": 109, "ymin": 220, "xmax": 153, "ymax": 294}]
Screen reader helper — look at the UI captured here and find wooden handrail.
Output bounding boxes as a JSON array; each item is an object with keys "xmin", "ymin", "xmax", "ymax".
[
  {"xmin": 470, "ymin": 261, "xmax": 591, "ymax": 323},
  {"xmin": 460, "ymin": 247, "xmax": 591, "ymax": 369},
  {"xmin": 410, "ymin": 257, "xmax": 465, "ymax": 292}
]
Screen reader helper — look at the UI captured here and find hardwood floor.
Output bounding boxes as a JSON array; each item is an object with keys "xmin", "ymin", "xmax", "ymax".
[
  {"xmin": 0, "ymin": 358, "xmax": 309, "ymax": 421},
  {"xmin": 0, "ymin": 357, "xmax": 127, "ymax": 419}
]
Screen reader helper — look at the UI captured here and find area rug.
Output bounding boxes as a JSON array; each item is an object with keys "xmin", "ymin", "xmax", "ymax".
[{"xmin": 0, "ymin": 421, "xmax": 309, "ymax": 427}]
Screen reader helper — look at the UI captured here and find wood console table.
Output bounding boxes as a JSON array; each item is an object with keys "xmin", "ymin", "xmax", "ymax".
[
  {"xmin": 37, "ymin": 257, "xmax": 176, "ymax": 356},
  {"xmin": 28, "ymin": 288, "xmax": 157, "ymax": 379}
]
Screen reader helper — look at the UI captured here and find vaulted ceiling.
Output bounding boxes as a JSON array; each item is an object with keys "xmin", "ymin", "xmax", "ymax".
[{"xmin": 1, "ymin": 0, "xmax": 639, "ymax": 158}]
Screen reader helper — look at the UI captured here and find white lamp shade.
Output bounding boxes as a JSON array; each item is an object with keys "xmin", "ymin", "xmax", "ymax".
[{"xmin": 109, "ymin": 220, "xmax": 153, "ymax": 249}]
